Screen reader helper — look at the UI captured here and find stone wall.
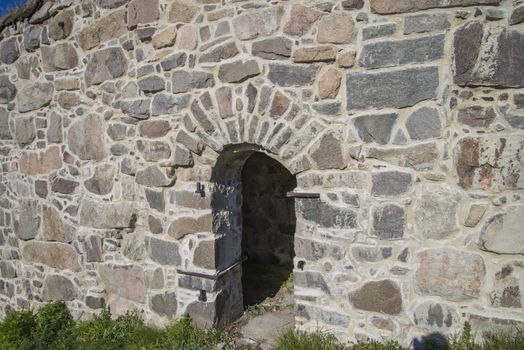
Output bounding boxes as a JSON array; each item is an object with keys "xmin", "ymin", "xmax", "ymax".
[{"xmin": 0, "ymin": 0, "xmax": 523, "ymax": 345}]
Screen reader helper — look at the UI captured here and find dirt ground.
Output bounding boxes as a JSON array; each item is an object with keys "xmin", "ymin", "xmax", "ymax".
[{"xmin": 228, "ymin": 263, "xmax": 295, "ymax": 349}]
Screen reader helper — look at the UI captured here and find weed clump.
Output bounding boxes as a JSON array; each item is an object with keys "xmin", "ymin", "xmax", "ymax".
[
  {"xmin": 0, "ymin": 302, "xmax": 237, "ymax": 350},
  {"xmin": 1, "ymin": 303, "xmax": 523, "ymax": 350},
  {"xmin": 275, "ymin": 322, "xmax": 524, "ymax": 350}
]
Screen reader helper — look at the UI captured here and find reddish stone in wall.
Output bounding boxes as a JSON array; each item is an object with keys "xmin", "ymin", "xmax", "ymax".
[{"xmin": 455, "ymin": 135, "xmax": 524, "ymax": 191}]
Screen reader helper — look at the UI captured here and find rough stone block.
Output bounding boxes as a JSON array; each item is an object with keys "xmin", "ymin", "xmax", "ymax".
[
  {"xmin": 48, "ymin": 9, "xmax": 74, "ymax": 40},
  {"xmin": 414, "ymin": 184, "xmax": 461, "ymax": 240},
  {"xmin": 85, "ymin": 48, "xmax": 128, "ymax": 86},
  {"xmin": 454, "ymin": 23, "xmax": 524, "ymax": 88},
  {"xmin": 218, "ymin": 60, "xmax": 260, "ymax": 83},
  {"xmin": 14, "ymin": 200, "xmax": 40, "ymax": 241},
  {"xmin": 292, "ymin": 46, "xmax": 336, "ymax": 63},
  {"xmin": 295, "ymin": 237, "xmax": 344, "ymax": 261},
  {"xmin": 169, "ymin": 1, "xmax": 198, "ymax": 23},
  {"xmin": 347, "ymin": 66, "xmax": 439, "ymax": 109},
  {"xmin": 371, "ymin": 171, "xmax": 413, "ymax": 197},
  {"xmin": 98, "ymin": 264, "xmax": 146, "ymax": 303},
  {"xmin": 152, "ymin": 26, "xmax": 177, "ymax": 49},
  {"xmin": 349, "ymin": 280, "xmax": 402, "ymax": 315},
  {"xmin": 127, "ymin": 0, "xmax": 159, "ymax": 28},
  {"xmin": 22, "ymin": 241, "xmax": 80, "ymax": 271},
  {"xmin": 268, "ymin": 64, "xmax": 318, "ymax": 87},
  {"xmin": 160, "ymin": 52, "xmax": 187, "ymax": 71},
  {"xmin": 404, "ymin": 13, "xmax": 451, "ymax": 34},
  {"xmin": 479, "ymin": 205, "xmax": 524, "ymax": 255},
  {"xmin": 362, "ymin": 23, "xmax": 396, "ymax": 40},
  {"xmin": 415, "ymin": 249, "xmax": 485, "ymax": 301},
  {"xmin": 0, "ymin": 75, "xmax": 16, "ymax": 104},
  {"xmin": 77, "ymin": 9, "xmax": 127, "ymax": 50},
  {"xmin": 0, "ymin": 107, "xmax": 11, "ymax": 140},
  {"xmin": 294, "ymin": 271, "xmax": 330, "ymax": 294},
  {"xmin": 17, "ymin": 81, "xmax": 54, "ymax": 113},
  {"xmin": 84, "ymin": 235, "xmax": 103, "ymax": 262},
  {"xmin": 296, "ymin": 304, "xmax": 350, "ymax": 326},
  {"xmin": 406, "ymin": 107, "xmax": 442, "ymax": 140},
  {"xmin": 172, "ymin": 70, "xmax": 214, "ymax": 94},
  {"xmin": 353, "ymin": 113, "xmax": 398, "ymax": 145},
  {"xmin": 0, "ymin": 37, "xmax": 20, "ymax": 64},
  {"xmin": 366, "ymin": 142, "xmax": 439, "ymax": 171},
  {"xmin": 371, "ymin": 204, "xmax": 406, "ymax": 240},
  {"xmin": 14, "ymin": 116, "xmax": 35, "ymax": 147},
  {"xmin": 297, "ymin": 199, "xmax": 358, "ymax": 229},
  {"xmin": 150, "ymin": 291, "xmax": 177, "ymax": 317},
  {"xmin": 199, "ymin": 42, "xmax": 238, "ymax": 63},
  {"xmin": 412, "ymin": 302, "xmax": 459, "ymax": 329},
  {"xmin": 309, "ymin": 132, "xmax": 345, "ymax": 169},
  {"xmin": 67, "ymin": 114, "xmax": 106, "ymax": 161},
  {"xmin": 138, "ymin": 76, "xmax": 165, "ymax": 94},
  {"xmin": 193, "ymin": 239, "xmax": 216, "ymax": 269},
  {"xmin": 359, "ymin": 34, "xmax": 444, "ymax": 69},
  {"xmin": 454, "ymin": 135, "xmax": 524, "ymax": 191},
  {"xmin": 23, "ymin": 26, "xmax": 41, "ymax": 51},
  {"xmin": 119, "ymin": 99, "xmax": 151, "ymax": 119},
  {"xmin": 317, "ymin": 13, "xmax": 355, "ymax": 44},
  {"xmin": 137, "ymin": 140, "xmax": 171, "ymax": 161},
  {"xmin": 146, "ymin": 237, "xmax": 181, "ymax": 266},
  {"xmin": 283, "ymin": 4, "xmax": 322, "ymax": 37},
  {"xmin": 252, "ymin": 37, "xmax": 292, "ymax": 60},
  {"xmin": 233, "ymin": 7, "xmax": 283, "ymax": 40},
  {"xmin": 168, "ymin": 214, "xmax": 213, "ymax": 240},
  {"xmin": 457, "ymin": 105, "xmax": 496, "ymax": 128},
  {"xmin": 79, "ymin": 199, "xmax": 135, "ymax": 229},
  {"xmin": 19, "ymin": 146, "xmax": 62, "ymax": 175},
  {"xmin": 84, "ymin": 164, "xmax": 115, "ymax": 195},
  {"xmin": 370, "ymin": 0, "xmax": 501, "ymax": 14},
  {"xmin": 43, "ymin": 274, "xmax": 77, "ymax": 301}
]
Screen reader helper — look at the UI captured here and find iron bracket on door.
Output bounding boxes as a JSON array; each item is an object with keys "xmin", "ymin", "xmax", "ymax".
[
  {"xmin": 286, "ymin": 192, "xmax": 320, "ymax": 199},
  {"xmin": 176, "ymin": 256, "xmax": 247, "ymax": 281}
]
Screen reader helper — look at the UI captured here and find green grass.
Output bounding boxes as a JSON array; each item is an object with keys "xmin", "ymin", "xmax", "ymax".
[
  {"xmin": 0, "ymin": 302, "xmax": 244, "ymax": 350},
  {"xmin": 276, "ymin": 330, "xmax": 347, "ymax": 350},
  {"xmin": 275, "ymin": 330, "xmax": 403, "ymax": 350},
  {"xmin": 276, "ymin": 322, "xmax": 524, "ymax": 350},
  {"xmin": 1, "ymin": 303, "xmax": 523, "ymax": 350}
]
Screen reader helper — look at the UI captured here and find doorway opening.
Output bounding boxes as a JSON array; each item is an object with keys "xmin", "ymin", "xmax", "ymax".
[
  {"xmin": 209, "ymin": 144, "xmax": 297, "ymax": 326},
  {"xmin": 240, "ymin": 152, "xmax": 297, "ymax": 309}
]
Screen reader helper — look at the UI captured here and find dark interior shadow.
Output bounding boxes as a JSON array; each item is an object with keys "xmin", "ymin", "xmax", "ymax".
[
  {"xmin": 411, "ymin": 332, "xmax": 450, "ymax": 350},
  {"xmin": 240, "ymin": 152, "xmax": 297, "ymax": 308}
]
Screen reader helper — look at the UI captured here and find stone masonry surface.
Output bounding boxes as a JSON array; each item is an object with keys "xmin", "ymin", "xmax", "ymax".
[{"xmin": 0, "ymin": 0, "xmax": 523, "ymax": 346}]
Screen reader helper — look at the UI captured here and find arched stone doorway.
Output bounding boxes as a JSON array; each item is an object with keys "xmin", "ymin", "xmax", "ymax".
[{"xmin": 209, "ymin": 144, "xmax": 297, "ymax": 324}]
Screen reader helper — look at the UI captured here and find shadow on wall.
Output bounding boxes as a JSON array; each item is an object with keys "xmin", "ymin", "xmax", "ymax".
[
  {"xmin": 241, "ymin": 152, "xmax": 296, "ymax": 307},
  {"xmin": 411, "ymin": 333, "xmax": 450, "ymax": 350}
]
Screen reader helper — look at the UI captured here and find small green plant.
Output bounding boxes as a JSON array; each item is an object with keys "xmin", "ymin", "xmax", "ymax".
[
  {"xmin": 352, "ymin": 340, "xmax": 403, "ymax": 350},
  {"xmin": 0, "ymin": 309, "xmax": 36, "ymax": 350},
  {"xmin": 276, "ymin": 329, "xmax": 346, "ymax": 350},
  {"xmin": 158, "ymin": 315, "xmax": 224, "ymax": 350},
  {"xmin": 245, "ymin": 303, "xmax": 275, "ymax": 317},
  {"xmin": 276, "ymin": 330, "xmax": 404, "ymax": 350},
  {"xmin": 449, "ymin": 321, "xmax": 476, "ymax": 350},
  {"xmin": 282, "ymin": 273, "xmax": 294, "ymax": 293},
  {"xmin": 75, "ymin": 309, "xmax": 162, "ymax": 350},
  {"xmin": 21, "ymin": 302, "xmax": 76, "ymax": 350},
  {"xmin": 2, "ymin": 302, "xmax": 523, "ymax": 350},
  {"xmin": 481, "ymin": 327, "xmax": 524, "ymax": 350}
]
